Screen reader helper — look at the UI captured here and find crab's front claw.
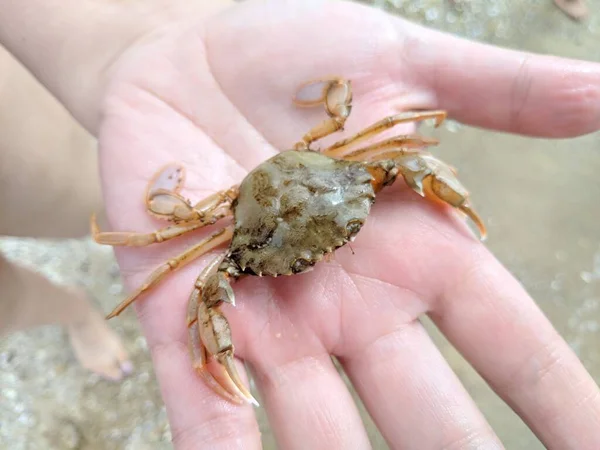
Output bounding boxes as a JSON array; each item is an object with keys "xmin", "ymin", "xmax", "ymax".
[
  {"xmin": 199, "ymin": 272, "xmax": 259, "ymax": 406},
  {"xmin": 398, "ymin": 154, "xmax": 487, "ymax": 241}
]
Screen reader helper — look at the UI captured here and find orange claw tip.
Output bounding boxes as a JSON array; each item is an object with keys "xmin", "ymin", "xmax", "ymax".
[
  {"xmin": 434, "ymin": 111, "xmax": 448, "ymax": 127},
  {"xmin": 459, "ymin": 204, "xmax": 487, "ymax": 242},
  {"xmin": 90, "ymin": 213, "xmax": 105, "ymax": 244},
  {"xmin": 218, "ymin": 352, "xmax": 260, "ymax": 407},
  {"xmin": 478, "ymin": 226, "xmax": 488, "ymax": 242},
  {"xmin": 239, "ymin": 391, "xmax": 260, "ymax": 407},
  {"xmin": 90, "ymin": 213, "xmax": 98, "ymax": 232},
  {"xmin": 105, "ymin": 310, "xmax": 119, "ymax": 320}
]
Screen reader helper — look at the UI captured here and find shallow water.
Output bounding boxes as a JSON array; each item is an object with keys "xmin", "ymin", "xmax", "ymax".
[{"xmin": 1, "ymin": 1, "xmax": 599, "ymax": 448}]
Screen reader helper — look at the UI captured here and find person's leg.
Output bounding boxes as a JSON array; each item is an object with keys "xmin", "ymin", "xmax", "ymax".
[
  {"xmin": 0, "ymin": 254, "xmax": 132, "ymax": 380},
  {"xmin": 554, "ymin": 0, "xmax": 588, "ymax": 20},
  {"xmin": 0, "ymin": 45, "xmax": 129, "ymax": 379},
  {"xmin": 0, "ymin": 45, "xmax": 108, "ymax": 238}
]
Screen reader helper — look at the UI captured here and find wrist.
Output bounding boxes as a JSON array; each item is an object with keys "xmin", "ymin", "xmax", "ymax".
[{"xmin": 0, "ymin": 0, "xmax": 232, "ymax": 135}]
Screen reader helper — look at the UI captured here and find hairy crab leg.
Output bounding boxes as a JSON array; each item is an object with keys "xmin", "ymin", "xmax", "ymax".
[
  {"xmin": 143, "ymin": 163, "xmax": 199, "ymax": 221},
  {"xmin": 292, "ymin": 77, "xmax": 352, "ymax": 151},
  {"xmin": 322, "ymin": 110, "xmax": 447, "ymax": 158},
  {"xmin": 92, "ymin": 164, "xmax": 238, "ymax": 246},
  {"xmin": 91, "ymin": 215, "xmax": 206, "ymax": 247},
  {"xmin": 338, "ymin": 135, "xmax": 439, "ymax": 161},
  {"xmin": 367, "ymin": 150, "xmax": 458, "ymax": 174},
  {"xmin": 145, "ymin": 163, "xmax": 238, "ymax": 223},
  {"xmin": 147, "ymin": 185, "xmax": 239, "ymax": 223},
  {"xmin": 367, "ymin": 155, "xmax": 487, "ymax": 240},
  {"xmin": 105, "ymin": 226, "xmax": 234, "ymax": 319},
  {"xmin": 195, "ymin": 259, "xmax": 259, "ymax": 405},
  {"xmin": 118, "ymin": 162, "xmax": 238, "ymax": 223},
  {"xmin": 187, "ymin": 253, "xmax": 246, "ymax": 404}
]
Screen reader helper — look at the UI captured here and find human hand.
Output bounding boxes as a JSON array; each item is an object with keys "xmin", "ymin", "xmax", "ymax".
[{"xmin": 93, "ymin": 0, "xmax": 600, "ymax": 448}]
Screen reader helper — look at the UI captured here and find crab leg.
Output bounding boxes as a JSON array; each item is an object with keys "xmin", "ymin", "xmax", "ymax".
[
  {"xmin": 187, "ymin": 253, "xmax": 245, "ymax": 404},
  {"xmin": 292, "ymin": 77, "xmax": 352, "ymax": 150},
  {"xmin": 339, "ymin": 135, "xmax": 440, "ymax": 161},
  {"xmin": 147, "ymin": 184, "xmax": 239, "ymax": 224},
  {"xmin": 322, "ymin": 110, "xmax": 447, "ymax": 158},
  {"xmin": 190, "ymin": 260, "xmax": 258, "ymax": 405},
  {"xmin": 92, "ymin": 164, "xmax": 238, "ymax": 247},
  {"xmin": 92, "ymin": 191, "xmax": 235, "ymax": 247},
  {"xmin": 136, "ymin": 163, "xmax": 238, "ymax": 223},
  {"xmin": 367, "ymin": 155, "xmax": 487, "ymax": 240},
  {"xmin": 91, "ymin": 215, "xmax": 206, "ymax": 247},
  {"xmin": 143, "ymin": 163, "xmax": 202, "ymax": 222},
  {"xmin": 105, "ymin": 226, "xmax": 233, "ymax": 319},
  {"xmin": 367, "ymin": 150, "xmax": 458, "ymax": 174}
]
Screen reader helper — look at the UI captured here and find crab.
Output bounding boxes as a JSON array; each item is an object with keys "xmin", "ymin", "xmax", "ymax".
[{"xmin": 91, "ymin": 76, "xmax": 487, "ymax": 406}]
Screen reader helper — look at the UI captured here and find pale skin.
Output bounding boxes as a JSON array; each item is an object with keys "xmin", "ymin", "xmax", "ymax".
[
  {"xmin": 3, "ymin": 0, "xmax": 600, "ymax": 448},
  {"xmin": 0, "ymin": 44, "xmax": 130, "ymax": 381}
]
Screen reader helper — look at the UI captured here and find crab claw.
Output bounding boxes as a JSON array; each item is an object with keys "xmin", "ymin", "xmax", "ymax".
[
  {"xmin": 198, "ymin": 271, "xmax": 259, "ymax": 406},
  {"xmin": 392, "ymin": 153, "xmax": 487, "ymax": 241},
  {"xmin": 420, "ymin": 169, "xmax": 487, "ymax": 241},
  {"xmin": 455, "ymin": 201, "xmax": 487, "ymax": 242},
  {"xmin": 217, "ymin": 350, "xmax": 259, "ymax": 406}
]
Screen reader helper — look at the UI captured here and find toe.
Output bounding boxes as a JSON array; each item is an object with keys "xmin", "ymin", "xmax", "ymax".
[{"xmin": 68, "ymin": 311, "xmax": 134, "ymax": 381}]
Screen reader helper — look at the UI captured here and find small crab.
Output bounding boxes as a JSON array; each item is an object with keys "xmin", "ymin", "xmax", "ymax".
[{"xmin": 92, "ymin": 77, "xmax": 486, "ymax": 406}]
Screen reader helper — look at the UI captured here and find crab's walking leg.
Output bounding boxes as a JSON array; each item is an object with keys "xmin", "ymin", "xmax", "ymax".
[
  {"xmin": 190, "ymin": 259, "xmax": 258, "ymax": 405},
  {"xmin": 105, "ymin": 226, "xmax": 234, "ymax": 319},
  {"xmin": 91, "ymin": 215, "xmax": 206, "ymax": 247},
  {"xmin": 292, "ymin": 77, "xmax": 352, "ymax": 150},
  {"xmin": 367, "ymin": 155, "xmax": 487, "ymax": 240},
  {"xmin": 322, "ymin": 110, "xmax": 447, "ymax": 158},
  {"xmin": 92, "ymin": 165, "xmax": 238, "ymax": 246},
  {"xmin": 340, "ymin": 135, "xmax": 440, "ymax": 161},
  {"xmin": 147, "ymin": 183, "xmax": 239, "ymax": 223},
  {"xmin": 186, "ymin": 253, "xmax": 245, "ymax": 405}
]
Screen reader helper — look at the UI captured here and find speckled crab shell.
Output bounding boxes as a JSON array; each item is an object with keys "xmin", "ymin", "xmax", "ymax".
[{"xmin": 227, "ymin": 150, "xmax": 376, "ymax": 277}]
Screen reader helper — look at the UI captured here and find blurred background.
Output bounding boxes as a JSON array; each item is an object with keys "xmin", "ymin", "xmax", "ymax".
[{"xmin": 1, "ymin": 0, "xmax": 599, "ymax": 448}]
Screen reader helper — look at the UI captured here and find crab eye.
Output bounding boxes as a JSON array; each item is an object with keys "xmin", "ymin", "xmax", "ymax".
[
  {"xmin": 292, "ymin": 258, "xmax": 313, "ymax": 274},
  {"xmin": 345, "ymin": 219, "xmax": 363, "ymax": 238}
]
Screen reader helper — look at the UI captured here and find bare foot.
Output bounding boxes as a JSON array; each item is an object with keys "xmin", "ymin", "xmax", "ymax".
[
  {"xmin": 68, "ymin": 306, "xmax": 133, "ymax": 381},
  {"xmin": 554, "ymin": 0, "xmax": 589, "ymax": 21}
]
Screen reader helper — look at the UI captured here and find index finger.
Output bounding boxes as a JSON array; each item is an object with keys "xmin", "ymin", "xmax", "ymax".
[
  {"xmin": 402, "ymin": 20, "xmax": 600, "ymax": 138},
  {"xmin": 208, "ymin": 0, "xmax": 600, "ymax": 145}
]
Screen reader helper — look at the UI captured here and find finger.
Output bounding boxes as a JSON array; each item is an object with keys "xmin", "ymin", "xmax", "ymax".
[
  {"xmin": 401, "ymin": 20, "xmax": 600, "ymax": 138},
  {"xmin": 334, "ymin": 273, "xmax": 504, "ymax": 449},
  {"xmin": 432, "ymin": 245, "xmax": 600, "ymax": 450},
  {"xmin": 226, "ymin": 271, "xmax": 373, "ymax": 450},
  {"xmin": 251, "ymin": 352, "xmax": 371, "ymax": 450}
]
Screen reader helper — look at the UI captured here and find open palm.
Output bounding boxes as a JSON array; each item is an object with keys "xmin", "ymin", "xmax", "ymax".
[{"xmin": 96, "ymin": 1, "xmax": 600, "ymax": 448}]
